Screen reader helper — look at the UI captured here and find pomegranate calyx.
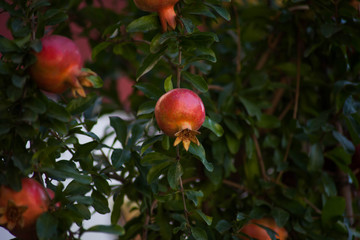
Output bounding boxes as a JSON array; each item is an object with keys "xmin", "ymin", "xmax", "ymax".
[
  {"xmin": 69, "ymin": 70, "xmax": 98, "ymax": 98},
  {"xmin": 158, "ymin": 6, "xmax": 177, "ymax": 32},
  {"xmin": 174, "ymin": 128, "xmax": 201, "ymax": 151},
  {"xmin": 0, "ymin": 200, "xmax": 27, "ymax": 230}
]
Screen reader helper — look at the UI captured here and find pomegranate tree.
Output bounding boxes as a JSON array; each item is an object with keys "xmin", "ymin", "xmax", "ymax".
[
  {"xmin": 133, "ymin": 0, "xmax": 179, "ymax": 32},
  {"xmin": 0, "ymin": 178, "xmax": 51, "ymax": 240},
  {"xmin": 155, "ymin": 88, "xmax": 205, "ymax": 151},
  {"xmin": 239, "ymin": 218, "xmax": 288, "ymax": 240},
  {"xmin": 29, "ymin": 35, "xmax": 95, "ymax": 97}
]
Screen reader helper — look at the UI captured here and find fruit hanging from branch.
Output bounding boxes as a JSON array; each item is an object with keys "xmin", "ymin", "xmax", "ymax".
[
  {"xmin": 155, "ymin": 88, "xmax": 205, "ymax": 151},
  {"xmin": 133, "ymin": 0, "xmax": 179, "ymax": 32},
  {"xmin": 239, "ymin": 218, "xmax": 288, "ymax": 240},
  {"xmin": 29, "ymin": 35, "xmax": 97, "ymax": 97},
  {"xmin": 0, "ymin": 178, "xmax": 52, "ymax": 240}
]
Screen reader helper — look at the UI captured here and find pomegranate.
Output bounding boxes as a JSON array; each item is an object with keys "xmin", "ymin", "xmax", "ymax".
[
  {"xmin": 29, "ymin": 35, "xmax": 95, "ymax": 97},
  {"xmin": 133, "ymin": 0, "xmax": 179, "ymax": 32},
  {"xmin": 0, "ymin": 178, "xmax": 51, "ymax": 240},
  {"xmin": 239, "ymin": 218, "xmax": 288, "ymax": 240},
  {"xmin": 155, "ymin": 88, "xmax": 205, "ymax": 151}
]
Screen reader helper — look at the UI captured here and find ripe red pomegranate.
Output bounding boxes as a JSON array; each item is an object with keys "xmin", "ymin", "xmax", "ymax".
[
  {"xmin": 0, "ymin": 178, "xmax": 51, "ymax": 240},
  {"xmin": 239, "ymin": 218, "xmax": 288, "ymax": 240},
  {"xmin": 155, "ymin": 88, "xmax": 205, "ymax": 151},
  {"xmin": 133, "ymin": 0, "xmax": 179, "ymax": 32},
  {"xmin": 29, "ymin": 35, "xmax": 95, "ymax": 97}
]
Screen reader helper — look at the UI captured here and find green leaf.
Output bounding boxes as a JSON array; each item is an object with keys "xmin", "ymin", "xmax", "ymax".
[
  {"xmin": 322, "ymin": 196, "xmax": 346, "ymax": 226},
  {"xmin": 111, "ymin": 149, "xmax": 131, "ymax": 169},
  {"xmin": 141, "ymin": 152, "xmax": 170, "ymax": 166},
  {"xmin": 46, "ymin": 11, "xmax": 68, "ymax": 25},
  {"xmin": 43, "ymin": 161, "xmax": 92, "ymax": 184},
  {"xmin": 195, "ymin": 209, "xmax": 213, "ymax": 226},
  {"xmin": 185, "ymin": 190, "xmax": 203, "ymax": 207},
  {"xmin": 127, "ymin": 123, "xmax": 145, "ymax": 148},
  {"xmin": 167, "ymin": 161, "xmax": 183, "ymax": 189},
  {"xmin": 191, "ymin": 226, "xmax": 208, "ymax": 240},
  {"xmin": 127, "ymin": 14, "xmax": 160, "ymax": 33},
  {"xmin": 109, "ymin": 117, "xmax": 127, "ymax": 146},
  {"xmin": 92, "ymin": 42, "xmax": 111, "ymax": 60},
  {"xmin": 86, "ymin": 225, "xmax": 125, "ymax": 235},
  {"xmin": 257, "ymin": 114, "xmax": 280, "ymax": 129},
  {"xmin": 24, "ymin": 97, "xmax": 46, "ymax": 114},
  {"xmin": 150, "ymin": 32, "xmax": 177, "ymax": 53},
  {"xmin": 46, "ymin": 100, "xmax": 71, "ymax": 122},
  {"xmin": 182, "ymin": 71, "xmax": 208, "ymax": 93},
  {"xmin": 215, "ymin": 219, "xmax": 232, "ymax": 234},
  {"xmin": 82, "ymin": 68, "xmax": 103, "ymax": 88},
  {"xmin": 147, "ymin": 161, "xmax": 172, "ymax": 183},
  {"xmin": 162, "ymin": 135, "xmax": 170, "ymax": 150},
  {"xmin": 271, "ymin": 207, "xmax": 289, "ymax": 227},
  {"xmin": 140, "ymin": 135, "xmax": 163, "ymax": 155},
  {"xmin": 181, "ymin": 17, "xmax": 195, "ymax": 33},
  {"xmin": 11, "ymin": 75, "xmax": 26, "ymax": 88},
  {"xmin": 332, "ymin": 130, "xmax": 355, "ymax": 154},
  {"xmin": 202, "ymin": 116, "xmax": 223, "ymax": 137},
  {"xmin": 164, "ymin": 75, "xmax": 173, "ymax": 92},
  {"xmin": 93, "ymin": 175, "xmax": 111, "ymax": 196},
  {"xmin": 205, "ymin": 3, "xmax": 231, "ymax": 21},
  {"xmin": 0, "ymin": 36, "xmax": 19, "ymax": 52},
  {"xmin": 137, "ymin": 100, "xmax": 156, "ymax": 116},
  {"xmin": 308, "ymin": 143, "xmax": 324, "ymax": 171},
  {"xmin": 136, "ymin": 47, "xmax": 166, "ymax": 81},
  {"xmin": 66, "ymin": 93, "xmax": 97, "ymax": 115},
  {"xmin": 134, "ymin": 82, "xmax": 164, "ymax": 100},
  {"xmin": 189, "ymin": 143, "xmax": 214, "ymax": 172},
  {"xmin": 225, "ymin": 134, "xmax": 240, "ymax": 154},
  {"xmin": 239, "ymin": 97, "xmax": 261, "ymax": 119},
  {"xmin": 36, "ymin": 212, "xmax": 58, "ymax": 240},
  {"xmin": 111, "ymin": 193, "xmax": 124, "ymax": 225},
  {"xmin": 92, "ymin": 190, "xmax": 110, "ymax": 214}
]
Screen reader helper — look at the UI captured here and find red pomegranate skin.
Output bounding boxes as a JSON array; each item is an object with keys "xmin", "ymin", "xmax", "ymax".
[
  {"xmin": 29, "ymin": 35, "xmax": 83, "ymax": 94},
  {"xmin": 0, "ymin": 178, "xmax": 50, "ymax": 240},
  {"xmin": 155, "ymin": 88, "xmax": 205, "ymax": 137},
  {"xmin": 133, "ymin": 0, "xmax": 179, "ymax": 31},
  {"xmin": 239, "ymin": 218, "xmax": 288, "ymax": 240}
]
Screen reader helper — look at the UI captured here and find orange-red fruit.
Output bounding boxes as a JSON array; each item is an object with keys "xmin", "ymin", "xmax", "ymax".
[
  {"xmin": 133, "ymin": 0, "xmax": 179, "ymax": 31},
  {"xmin": 29, "ymin": 35, "xmax": 91, "ymax": 97},
  {"xmin": 239, "ymin": 218, "xmax": 288, "ymax": 240},
  {"xmin": 155, "ymin": 88, "xmax": 205, "ymax": 151},
  {"xmin": 0, "ymin": 178, "xmax": 51, "ymax": 240}
]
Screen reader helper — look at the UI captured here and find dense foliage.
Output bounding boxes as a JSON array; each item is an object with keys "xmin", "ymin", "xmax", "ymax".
[{"xmin": 1, "ymin": 0, "xmax": 360, "ymax": 239}]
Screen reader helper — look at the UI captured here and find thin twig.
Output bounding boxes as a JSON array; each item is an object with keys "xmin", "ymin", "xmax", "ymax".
[
  {"xmin": 233, "ymin": 4, "xmax": 242, "ymax": 74},
  {"xmin": 303, "ymin": 197, "xmax": 322, "ymax": 214},
  {"xmin": 252, "ymin": 134, "xmax": 269, "ymax": 181},
  {"xmin": 177, "ymin": 146, "xmax": 191, "ymax": 229},
  {"xmin": 255, "ymin": 34, "xmax": 282, "ymax": 70},
  {"xmin": 142, "ymin": 200, "xmax": 158, "ymax": 240},
  {"xmin": 293, "ymin": 38, "xmax": 302, "ymax": 119},
  {"xmin": 177, "ymin": 46, "xmax": 182, "ymax": 88},
  {"xmin": 208, "ymin": 85, "xmax": 224, "ymax": 91},
  {"xmin": 265, "ymin": 78, "xmax": 287, "ymax": 116}
]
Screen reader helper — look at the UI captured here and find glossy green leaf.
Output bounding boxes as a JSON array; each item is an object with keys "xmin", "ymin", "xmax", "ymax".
[
  {"xmin": 127, "ymin": 14, "xmax": 160, "ymax": 33},
  {"xmin": 86, "ymin": 225, "xmax": 125, "ymax": 235},
  {"xmin": 109, "ymin": 116, "xmax": 127, "ymax": 146},
  {"xmin": 167, "ymin": 161, "xmax": 183, "ymax": 189},
  {"xmin": 189, "ymin": 143, "xmax": 214, "ymax": 172},
  {"xmin": 196, "ymin": 209, "xmax": 213, "ymax": 226},
  {"xmin": 202, "ymin": 116, "xmax": 223, "ymax": 137},
  {"xmin": 136, "ymin": 47, "xmax": 166, "ymax": 81},
  {"xmin": 164, "ymin": 75, "xmax": 173, "ymax": 92},
  {"xmin": 191, "ymin": 226, "xmax": 208, "ymax": 240},
  {"xmin": 36, "ymin": 212, "xmax": 58, "ymax": 240},
  {"xmin": 182, "ymin": 71, "xmax": 208, "ymax": 92}
]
